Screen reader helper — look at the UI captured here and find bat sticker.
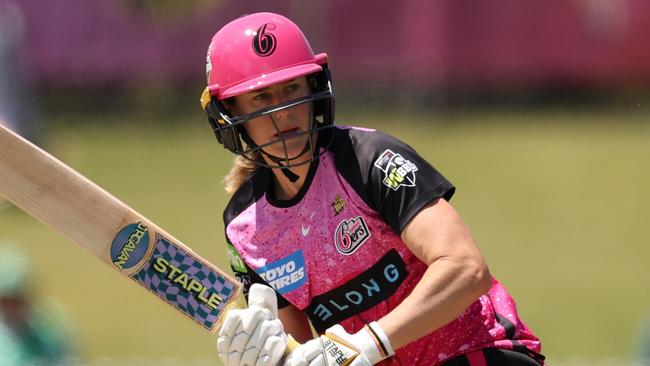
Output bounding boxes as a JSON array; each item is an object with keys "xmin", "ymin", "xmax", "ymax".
[
  {"xmin": 110, "ymin": 222, "xmax": 150, "ymax": 270},
  {"xmin": 116, "ymin": 230, "xmax": 238, "ymax": 331}
]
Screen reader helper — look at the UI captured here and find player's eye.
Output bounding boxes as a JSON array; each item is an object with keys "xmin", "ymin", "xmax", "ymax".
[
  {"xmin": 284, "ymin": 83, "xmax": 306, "ymax": 98},
  {"xmin": 252, "ymin": 92, "xmax": 270, "ymax": 102}
]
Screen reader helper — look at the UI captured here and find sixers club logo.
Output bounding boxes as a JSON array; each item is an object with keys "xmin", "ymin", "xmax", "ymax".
[
  {"xmin": 334, "ymin": 216, "xmax": 371, "ymax": 255},
  {"xmin": 253, "ymin": 23, "xmax": 277, "ymax": 57}
]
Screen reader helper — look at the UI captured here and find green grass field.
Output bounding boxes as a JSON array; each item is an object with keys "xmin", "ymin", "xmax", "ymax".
[{"xmin": 1, "ymin": 107, "xmax": 649, "ymax": 365}]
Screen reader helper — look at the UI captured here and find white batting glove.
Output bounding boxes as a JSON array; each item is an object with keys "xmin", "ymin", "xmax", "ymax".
[
  {"xmin": 217, "ymin": 284, "xmax": 288, "ymax": 366},
  {"xmin": 283, "ymin": 322, "xmax": 394, "ymax": 366}
]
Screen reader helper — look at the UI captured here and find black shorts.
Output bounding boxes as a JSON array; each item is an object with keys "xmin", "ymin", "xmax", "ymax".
[{"xmin": 441, "ymin": 348, "xmax": 543, "ymax": 366}]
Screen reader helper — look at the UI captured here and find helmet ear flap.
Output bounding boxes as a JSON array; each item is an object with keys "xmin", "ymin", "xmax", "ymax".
[
  {"xmin": 206, "ymin": 101, "xmax": 245, "ymax": 154},
  {"xmin": 221, "ymin": 128, "xmax": 244, "ymax": 154},
  {"xmin": 321, "ymin": 96, "xmax": 335, "ymax": 126},
  {"xmin": 309, "ymin": 67, "xmax": 335, "ymax": 126}
]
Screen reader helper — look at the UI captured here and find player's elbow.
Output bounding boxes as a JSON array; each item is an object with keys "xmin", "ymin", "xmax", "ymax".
[{"xmin": 462, "ymin": 257, "xmax": 492, "ymax": 299}]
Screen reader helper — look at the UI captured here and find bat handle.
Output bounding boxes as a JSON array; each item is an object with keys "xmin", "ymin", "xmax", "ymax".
[{"xmin": 285, "ymin": 334, "xmax": 301, "ymax": 354}]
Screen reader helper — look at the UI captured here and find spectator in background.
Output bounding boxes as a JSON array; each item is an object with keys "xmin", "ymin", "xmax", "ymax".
[{"xmin": 0, "ymin": 245, "xmax": 74, "ymax": 366}]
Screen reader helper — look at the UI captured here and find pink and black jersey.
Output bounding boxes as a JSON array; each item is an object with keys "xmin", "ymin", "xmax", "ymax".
[{"xmin": 223, "ymin": 126, "xmax": 543, "ymax": 365}]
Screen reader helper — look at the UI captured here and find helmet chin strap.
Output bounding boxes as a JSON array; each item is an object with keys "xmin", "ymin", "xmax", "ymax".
[
  {"xmin": 281, "ymin": 168, "xmax": 300, "ymax": 183},
  {"xmin": 258, "ymin": 113, "xmax": 317, "ymax": 184},
  {"xmin": 262, "ymin": 142, "xmax": 312, "ymax": 183}
]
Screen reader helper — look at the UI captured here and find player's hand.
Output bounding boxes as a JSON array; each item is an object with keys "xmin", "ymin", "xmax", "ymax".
[
  {"xmin": 217, "ymin": 284, "xmax": 288, "ymax": 366},
  {"xmin": 283, "ymin": 322, "xmax": 394, "ymax": 366}
]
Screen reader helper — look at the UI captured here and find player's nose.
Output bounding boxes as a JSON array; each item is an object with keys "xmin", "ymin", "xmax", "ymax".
[{"xmin": 272, "ymin": 106, "xmax": 290, "ymax": 120}]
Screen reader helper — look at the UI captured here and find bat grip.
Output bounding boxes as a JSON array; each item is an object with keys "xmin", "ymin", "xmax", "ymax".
[{"xmin": 285, "ymin": 334, "xmax": 301, "ymax": 354}]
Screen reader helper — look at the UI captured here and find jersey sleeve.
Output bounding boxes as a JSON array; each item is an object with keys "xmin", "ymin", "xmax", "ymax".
[
  {"xmin": 225, "ymin": 241, "xmax": 290, "ymax": 308},
  {"xmin": 342, "ymin": 128, "xmax": 455, "ymax": 233}
]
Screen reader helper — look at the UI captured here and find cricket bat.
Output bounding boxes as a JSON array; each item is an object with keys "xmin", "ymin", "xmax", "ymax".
[{"xmin": 0, "ymin": 122, "xmax": 242, "ymax": 333}]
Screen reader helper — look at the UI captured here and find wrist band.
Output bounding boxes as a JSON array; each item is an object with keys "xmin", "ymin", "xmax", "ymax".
[{"xmin": 366, "ymin": 321, "xmax": 395, "ymax": 358}]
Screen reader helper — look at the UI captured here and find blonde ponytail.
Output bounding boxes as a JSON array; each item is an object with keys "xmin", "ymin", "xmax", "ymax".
[{"xmin": 223, "ymin": 151, "xmax": 264, "ymax": 194}]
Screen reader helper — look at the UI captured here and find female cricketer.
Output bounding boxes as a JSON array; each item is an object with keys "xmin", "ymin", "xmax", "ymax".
[{"xmin": 200, "ymin": 12, "xmax": 544, "ymax": 366}]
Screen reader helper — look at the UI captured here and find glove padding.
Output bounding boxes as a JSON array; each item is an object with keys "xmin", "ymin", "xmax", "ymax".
[
  {"xmin": 283, "ymin": 323, "xmax": 394, "ymax": 366},
  {"xmin": 217, "ymin": 284, "xmax": 287, "ymax": 366}
]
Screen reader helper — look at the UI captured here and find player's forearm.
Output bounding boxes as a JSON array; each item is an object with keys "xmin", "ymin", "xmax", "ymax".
[
  {"xmin": 377, "ymin": 254, "xmax": 492, "ymax": 350},
  {"xmin": 279, "ymin": 303, "xmax": 314, "ymax": 343}
]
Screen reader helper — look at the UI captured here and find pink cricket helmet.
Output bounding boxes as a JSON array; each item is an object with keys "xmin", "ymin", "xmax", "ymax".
[
  {"xmin": 206, "ymin": 12, "xmax": 328, "ymax": 100},
  {"xmin": 201, "ymin": 12, "xmax": 335, "ymax": 171}
]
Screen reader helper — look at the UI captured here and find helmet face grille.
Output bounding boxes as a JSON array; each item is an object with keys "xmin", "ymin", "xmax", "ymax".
[{"xmin": 205, "ymin": 73, "xmax": 335, "ymax": 169}]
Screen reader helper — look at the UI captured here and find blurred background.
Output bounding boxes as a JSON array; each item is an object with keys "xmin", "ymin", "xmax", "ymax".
[{"xmin": 1, "ymin": 0, "xmax": 649, "ymax": 365}]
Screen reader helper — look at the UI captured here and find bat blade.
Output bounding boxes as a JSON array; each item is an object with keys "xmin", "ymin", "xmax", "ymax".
[{"xmin": 0, "ymin": 122, "xmax": 242, "ymax": 333}]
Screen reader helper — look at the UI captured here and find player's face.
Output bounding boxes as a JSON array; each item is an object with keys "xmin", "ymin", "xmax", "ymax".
[{"xmin": 231, "ymin": 77, "xmax": 312, "ymax": 160}]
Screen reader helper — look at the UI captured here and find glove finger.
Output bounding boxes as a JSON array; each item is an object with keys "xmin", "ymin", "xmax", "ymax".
[
  {"xmin": 268, "ymin": 335, "xmax": 289, "ymax": 363},
  {"xmin": 218, "ymin": 307, "xmax": 265, "ymax": 350},
  {"xmin": 254, "ymin": 353, "xmax": 273, "ymax": 366},
  {"xmin": 304, "ymin": 339, "xmax": 325, "ymax": 360},
  {"xmin": 248, "ymin": 284, "xmax": 279, "ymax": 318},
  {"xmin": 281, "ymin": 351, "xmax": 294, "ymax": 366},
  {"xmin": 284, "ymin": 338, "xmax": 324, "ymax": 366},
  {"xmin": 287, "ymin": 352, "xmax": 309, "ymax": 366},
  {"xmin": 307, "ymin": 354, "xmax": 325, "ymax": 366},
  {"xmin": 239, "ymin": 346, "xmax": 261, "ymax": 366},
  {"xmin": 239, "ymin": 318, "xmax": 271, "ymax": 366},
  {"xmin": 254, "ymin": 335, "xmax": 286, "ymax": 366},
  {"xmin": 220, "ymin": 309, "xmax": 245, "ymax": 338},
  {"xmin": 284, "ymin": 343, "xmax": 307, "ymax": 366},
  {"xmin": 228, "ymin": 349, "xmax": 243, "ymax": 366},
  {"xmin": 237, "ymin": 307, "xmax": 270, "ymax": 335},
  {"xmin": 246, "ymin": 318, "xmax": 287, "ymax": 366},
  {"xmin": 216, "ymin": 336, "xmax": 233, "ymax": 362},
  {"xmin": 230, "ymin": 330, "xmax": 256, "ymax": 355},
  {"xmin": 264, "ymin": 318, "xmax": 284, "ymax": 338},
  {"xmin": 217, "ymin": 309, "xmax": 245, "ymax": 359},
  {"xmin": 224, "ymin": 309, "xmax": 267, "ymax": 365}
]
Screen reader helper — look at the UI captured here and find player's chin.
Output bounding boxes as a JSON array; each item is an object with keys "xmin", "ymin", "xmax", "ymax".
[{"xmin": 266, "ymin": 138, "xmax": 310, "ymax": 161}]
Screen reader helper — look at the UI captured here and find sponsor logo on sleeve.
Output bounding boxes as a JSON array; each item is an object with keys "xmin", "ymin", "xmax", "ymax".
[
  {"xmin": 226, "ymin": 243, "xmax": 248, "ymax": 273},
  {"xmin": 257, "ymin": 250, "xmax": 307, "ymax": 295},
  {"xmin": 334, "ymin": 216, "xmax": 371, "ymax": 255},
  {"xmin": 373, "ymin": 149, "xmax": 418, "ymax": 190}
]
